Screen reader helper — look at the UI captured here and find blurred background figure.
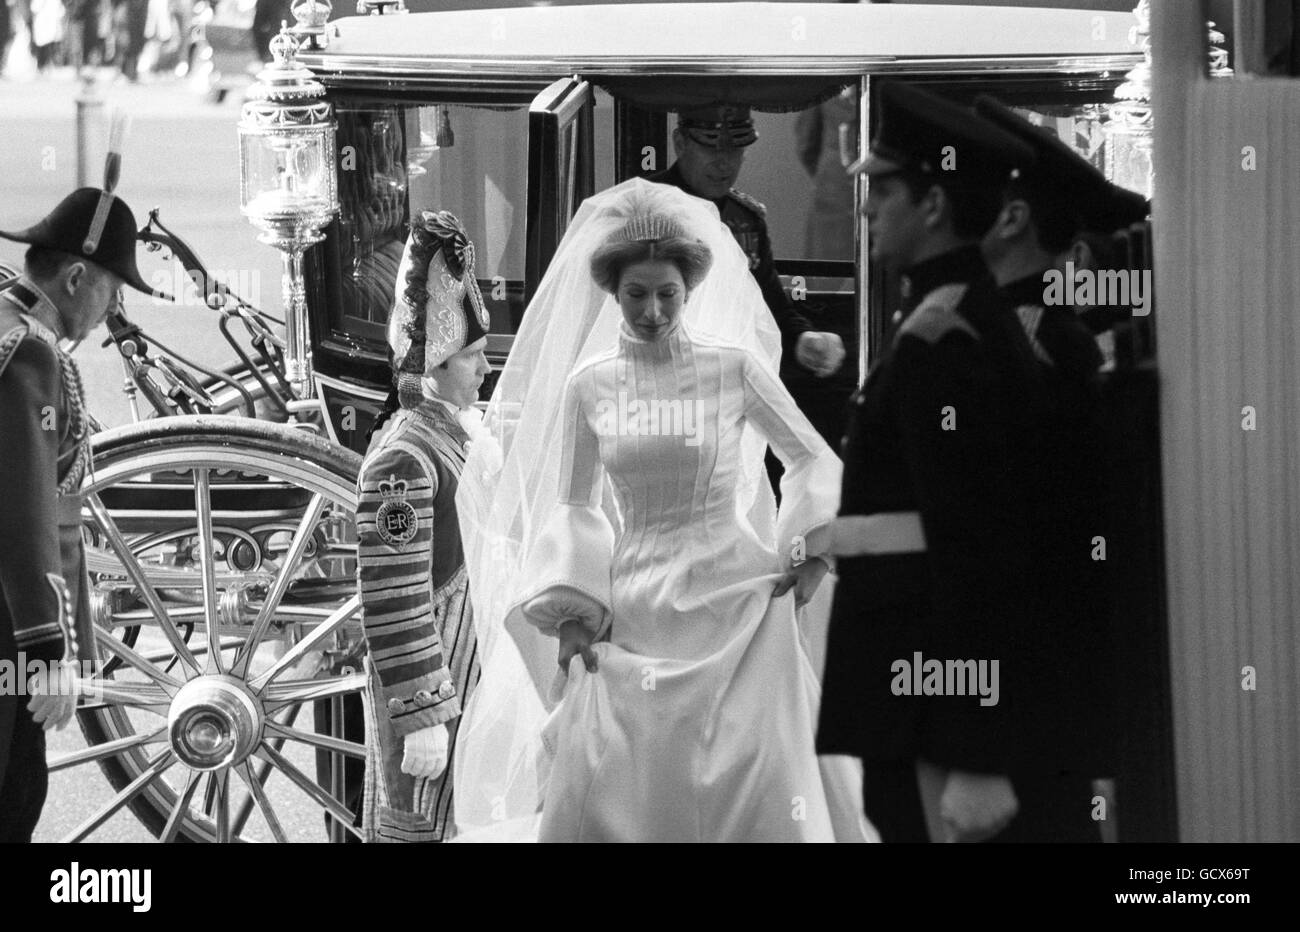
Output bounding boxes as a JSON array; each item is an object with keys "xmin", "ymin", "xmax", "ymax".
[
  {"xmin": 0, "ymin": 0, "xmax": 13, "ymax": 75},
  {"xmin": 250, "ymin": 0, "xmax": 288, "ymax": 62},
  {"xmin": 29, "ymin": 0, "xmax": 64, "ymax": 72},
  {"xmin": 793, "ymin": 85, "xmax": 858, "ymax": 261},
  {"xmin": 116, "ymin": 0, "xmax": 147, "ymax": 81},
  {"xmin": 65, "ymin": 0, "xmax": 107, "ymax": 73}
]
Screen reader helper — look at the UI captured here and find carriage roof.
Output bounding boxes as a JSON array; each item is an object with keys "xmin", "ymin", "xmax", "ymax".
[{"xmin": 302, "ymin": 3, "xmax": 1141, "ymax": 81}]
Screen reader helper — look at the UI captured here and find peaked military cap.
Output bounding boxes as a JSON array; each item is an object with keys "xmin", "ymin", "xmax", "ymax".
[
  {"xmin": 678, "ymin": 104, "xmax": 757, "ymax": 149},
  {"xmin": 974, "ymin": 95, "xmax": 1102, "ymax": 195},
  {"xmin": 0, "ymin": 187, "xmax": 153, "ymax": 295},
  {"xmin": 848, "ymin": 81, "xmax": 1034, "ymax": 187},
  {"xmin": 974, "ymin": 95, "xmax": 1149, "ymax": 235},
  {"xmin": 1083, "ymin": 181, "xmax": 1149, "ymax": 234}
]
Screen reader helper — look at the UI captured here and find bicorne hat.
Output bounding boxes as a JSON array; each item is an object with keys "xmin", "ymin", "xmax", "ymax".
[{"xmin": 0, "ymin": 187, "xmax": 153, "ymax": 295}]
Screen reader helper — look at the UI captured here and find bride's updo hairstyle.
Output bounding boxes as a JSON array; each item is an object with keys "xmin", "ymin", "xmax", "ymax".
[{"xmin": 589, "ymin": 211, "xmax": 713, "ymax": 295}]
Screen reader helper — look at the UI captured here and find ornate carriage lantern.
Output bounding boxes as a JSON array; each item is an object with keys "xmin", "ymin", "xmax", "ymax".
[
  {"xmin": 1106, "ymin": 0, "xmax": 1232, "ymax": 199},
  {"xmin": 238, "ymin": 26, "xmax": 339, "ymax": 405}
]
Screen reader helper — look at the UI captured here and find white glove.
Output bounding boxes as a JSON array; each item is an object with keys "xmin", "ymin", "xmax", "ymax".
[
  {"xmin": 401, "ymin": 723, "xmax": 449, "ymax": 779},
  {"xmin": 795, "ymin": 331, "xmax": 847, "ymax": 378}
]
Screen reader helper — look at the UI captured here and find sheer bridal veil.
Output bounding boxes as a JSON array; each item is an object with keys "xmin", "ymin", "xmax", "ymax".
[{"xmin": 452, "ymin": 178, "xmax": 781, "ymax": 837}]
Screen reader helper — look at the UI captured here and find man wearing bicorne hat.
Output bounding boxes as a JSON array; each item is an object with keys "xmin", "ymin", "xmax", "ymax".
[
  {"xmin": 0, "ymin": 187, "xmax": 154, "ymax": 842},
  {"xmin": 649, "ymin": 103, "xmax": 847, "ymax": 381},
  {"xmin": 816, "ymin": 82, "xmax": 1075, "ymax": 843},
  {"xmin": 356, "ymin": 210, "xmax": 488, "ymax": 842}
]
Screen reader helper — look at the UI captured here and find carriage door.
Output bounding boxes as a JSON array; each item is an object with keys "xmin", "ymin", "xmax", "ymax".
[{"xmin": 525, "ymin": 77, "xmax": 596, "ymax": 302}]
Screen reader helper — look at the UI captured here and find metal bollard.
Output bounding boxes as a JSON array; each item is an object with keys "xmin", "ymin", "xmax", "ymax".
[{"xmin": 75, "ymin": 71, "xmax": 105, "ymax": 188}]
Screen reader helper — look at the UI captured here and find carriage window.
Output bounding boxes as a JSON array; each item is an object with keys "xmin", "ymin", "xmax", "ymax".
[
  {"xmin": 1005, "ymin": 103, "xmax": 1109, "ymax": 172},
  {"xmin": 324, "ymin": 100, "xmax": 529, "ymax": 352},
  {"xmin": 745, "ymin": 87, "xmax": 860, "ymax": 263}
]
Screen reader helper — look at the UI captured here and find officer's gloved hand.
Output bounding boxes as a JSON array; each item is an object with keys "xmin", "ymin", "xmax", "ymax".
[
  {"xmin": 401, "ymin": 723, "xmax": 449, "ymax": 779},
  {"xmin": 795, "ymin": 331, "xmax": 847, "ymax": 377}
]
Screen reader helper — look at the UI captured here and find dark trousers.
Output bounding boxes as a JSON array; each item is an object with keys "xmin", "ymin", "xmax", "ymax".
[
  {"xmin": 0, "ymin": 696, "xmax": 49, "ymax": 843},
  {"xmin": 118, "ymin": 0, "xmax": 148, "ymax": 80},
  {"xmin": 314, "ymin": 693, "xmax": 365, "ymax": 842},
  {"xmin": 862, "ymin": 760, "xmax": 1102, "ymax": 843}
]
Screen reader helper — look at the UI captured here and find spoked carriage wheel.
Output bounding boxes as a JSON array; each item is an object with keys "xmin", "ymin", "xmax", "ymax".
[{"xmin": 56, "ymin": 416, "xmax": 368, "ymax": 842}]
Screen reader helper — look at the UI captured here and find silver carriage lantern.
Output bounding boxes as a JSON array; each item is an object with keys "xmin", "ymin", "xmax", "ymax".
[
  {"xmin": 238, "ymin": 24, "xmax": 339, "ymax": 403},
  {"xmin": 1106, "ymin": 0, "xmax": 1232, "ymax": 200}
]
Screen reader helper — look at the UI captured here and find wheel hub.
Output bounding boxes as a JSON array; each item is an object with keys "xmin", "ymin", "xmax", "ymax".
[{"xmin": 167, "ymin": 676, "xmax": 263, "ymax": 771}]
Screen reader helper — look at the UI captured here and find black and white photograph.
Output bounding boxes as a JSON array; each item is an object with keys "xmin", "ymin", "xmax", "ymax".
[{"xmin": 0, "ymin": 0, "xmax": 1291, "ymax": 910}]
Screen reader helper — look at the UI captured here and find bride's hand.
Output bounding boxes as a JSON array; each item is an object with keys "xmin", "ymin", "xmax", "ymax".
[
  {"xmin": 557, "ymin": 619, "xmax": 599, "ymax": 674},
  {"xmin": 773, "ymin": 557, "xmax": 830, "ymax": 609}
]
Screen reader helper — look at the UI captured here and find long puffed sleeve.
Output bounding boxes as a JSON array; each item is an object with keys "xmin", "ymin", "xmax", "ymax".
[
  {"xmin": 513, "ymin": 366, "xmax": 614, "ymax": 639},
  {"xmin": 740, "ymin": 350, "xmax": 843, "ymax": 569}
]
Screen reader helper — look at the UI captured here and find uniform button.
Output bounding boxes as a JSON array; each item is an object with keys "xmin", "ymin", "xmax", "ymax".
[
  {"xmin": 414, "ymin": 689, "xmax": 433, "ymax": 707},
  {"xmin": 437, "ymin": 680, "xmax": 455, "ymax": 700},
  {"xmin": 386, "ymin": 698, "xmax": 405, "ymax": 715}
]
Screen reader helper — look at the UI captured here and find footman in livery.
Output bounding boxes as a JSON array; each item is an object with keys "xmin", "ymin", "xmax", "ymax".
[{"xmin": 356, "ymin": 211, "xmax": 489, "ymax": 842}]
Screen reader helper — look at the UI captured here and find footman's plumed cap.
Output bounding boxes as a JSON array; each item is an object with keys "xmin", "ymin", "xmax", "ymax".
[
  {"xmin": 388, "ymin": 210, "xmax": 490, "ymax": 407},
  {"xmin": 848, "ymin": 81, "xmax": 1034, "ymax": 187}
]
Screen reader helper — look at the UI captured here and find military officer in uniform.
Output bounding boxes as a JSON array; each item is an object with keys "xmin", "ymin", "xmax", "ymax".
[
  {"xmin": 976, "ymin": 94, "xmax": 1152, "ymax": 795},
  {"xmin": 356, "ymin": 211, "xmax": 487, "ymax": 842},
  {"xmin": 976, "ymin": 95, "xmax": 1149, "ymax": 390},
  {"xmin": 648, "ymin": 104, "xmax": 846, "ymax": 380},
  {"xmin": 816, "ymin": 82, "xmax": 1096, "ymax": 843},
  {"xmin": 0, "ymin": 187, "xmax": 154, "ymax": 842}
]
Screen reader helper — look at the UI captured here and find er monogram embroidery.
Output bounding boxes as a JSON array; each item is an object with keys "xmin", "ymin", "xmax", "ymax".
[{"xmin": 375, "ymin": 474, "xmax": 420, "ymax": 546}]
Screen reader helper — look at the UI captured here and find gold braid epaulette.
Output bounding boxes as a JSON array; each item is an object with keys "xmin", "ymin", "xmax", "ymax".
[
  {"xmin": 0, "ymin": 318, "xmax": 91, "ymax": 495},
  {"xmin": 728, "ymin": 188, "xmax": 767, "ymax": 218}
]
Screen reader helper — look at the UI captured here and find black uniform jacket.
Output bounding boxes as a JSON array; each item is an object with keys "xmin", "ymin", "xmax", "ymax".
[
  {"xmin": 649, "ymin": 163, "xmax": 813, "ymax": 358},
  {"xmin": 817, "ymin": 245, "xmax": 1060, "ymax": 776},
  {"xmin": 1003, "ymin": 273, "xmax": 1117, "ymax": 776},
  {"xmin": 0, "ymin": 283, "xmax": 91, "ymax": 670}
]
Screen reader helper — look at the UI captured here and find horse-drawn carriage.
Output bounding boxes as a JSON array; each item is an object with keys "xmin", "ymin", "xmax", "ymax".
[{"xmin": 34, "ymin": 1, "xmax": 1169, "ymax": 842}]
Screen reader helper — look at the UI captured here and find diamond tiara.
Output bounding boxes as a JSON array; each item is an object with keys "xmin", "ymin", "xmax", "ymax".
[{"xmin": 617, "ymin": 212, "xmax": 684, "ymax": 243}]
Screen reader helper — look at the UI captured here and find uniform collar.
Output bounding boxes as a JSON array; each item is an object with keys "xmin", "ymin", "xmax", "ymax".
[
  {"xmin": 661, "ymin": 162, "xmax": 727, "ymax": 209},
  {"xmin": 900, "ymin": 245, "xmax": 989, "ymax": 308},
  {"xmin": 1000, "ymin": 272, "xmax": 1050, "ymax": 310},
  {"xmin": 2, "ymin": 277, "xmax": 67, "ymax": 340},
  {"xmin": 413, "ymin": 393, "xmax": 470, "ymax": 442}
]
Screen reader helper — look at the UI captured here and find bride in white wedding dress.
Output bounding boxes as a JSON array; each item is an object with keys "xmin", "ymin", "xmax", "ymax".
[{"xmin": 452, "ymin": 178, "xmax": 874, "ymax": 842}]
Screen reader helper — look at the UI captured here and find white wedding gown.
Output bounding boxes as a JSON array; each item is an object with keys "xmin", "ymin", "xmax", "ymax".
[{"xmin": 517, "ymin": 320, "xmax": 875, "ymax": 842}]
